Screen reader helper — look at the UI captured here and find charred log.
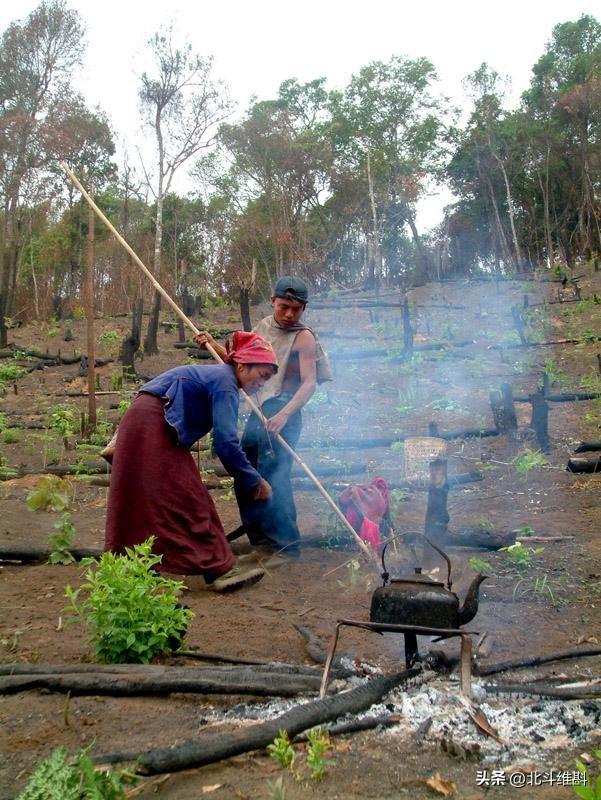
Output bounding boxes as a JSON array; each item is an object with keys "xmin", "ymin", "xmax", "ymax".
[
  {"xmin": 0, "ymin": 668, "xmax": 322, "ymax": 698},
  {"xmin": 574, "ymin": 441, "xmax": 601, "ymax": 453},
  {"xmin": 476, "ymin": 647, "xmax": 601, "ymax": 677},
  {"xmin": 567, "ymin": 457, "xmax": 601, "ymax": 473},
  {"xmin": 93, "ymin": 668, "xmax": 420, "ymax": 774}
]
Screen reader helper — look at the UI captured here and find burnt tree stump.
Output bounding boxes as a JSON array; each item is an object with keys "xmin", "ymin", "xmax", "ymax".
[
  {"xmin": 121, "ymin": 297, "xmax": 143, "ymax": 378},
  {"xmin": 402, "ymin": 295, "xmax": 413, "ymax": 353},
  {"xmin": 424, "ymin": 459, "xmax": 449, "ymax": 545},
  {"xmin": 511, "ymin": 305, "xmax": 528, "ymax": 345},
  {"xmin": 491, "ymin": 383, "xmax": 518, "ymax": 439},
  {"xmin": 529, "ymin": 389, "xmax": 550, "ymax": 452}
]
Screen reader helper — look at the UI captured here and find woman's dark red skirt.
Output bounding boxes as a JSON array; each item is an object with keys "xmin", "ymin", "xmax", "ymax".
[{"xmin": 105, "ymin": 393, "xmax": 235, "ymax": 579}]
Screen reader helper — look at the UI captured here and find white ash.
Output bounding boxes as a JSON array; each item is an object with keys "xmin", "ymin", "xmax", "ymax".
[
  {"xmin": 375, "ymin": 678, "xmax": 601, "ymax": 763},
  {"xmin": 199, "ymin": 674, "xmax": 601, "ymax": 764}
]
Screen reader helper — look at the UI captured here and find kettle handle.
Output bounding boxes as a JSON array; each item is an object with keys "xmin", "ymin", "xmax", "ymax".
[{"xmin": 380, "ymin": 533, "xmax": 452, "ymax": 590}]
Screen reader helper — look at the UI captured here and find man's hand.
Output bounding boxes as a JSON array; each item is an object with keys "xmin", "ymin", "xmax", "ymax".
[
  {"xmin": 252, "ymin": 478, "xmax": 272, "ymax": 501},
  {"xmin": 265, "ymin": 409, "xmax": 290, "ymax": 435},
  {"xmin": 194, "ymin": 331, "xmax": 217, "ymax": 350}
]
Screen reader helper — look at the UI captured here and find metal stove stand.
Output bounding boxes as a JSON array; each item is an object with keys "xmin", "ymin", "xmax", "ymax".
[{"xmin": 320, "ymin": 618, "xmax": 478, "ymax": 699}]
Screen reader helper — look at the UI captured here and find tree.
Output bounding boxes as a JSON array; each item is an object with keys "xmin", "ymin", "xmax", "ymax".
[
  {"xmin": 0, "ymin": 0, "xmax": 84, "ymax": 345},
  {"xmin": 328, "ymin": 56, "xmax": 447, "ymax": 285},
  {"xmin": 139, "ymin": 29, "xmax": 232, "ymax": 355}
]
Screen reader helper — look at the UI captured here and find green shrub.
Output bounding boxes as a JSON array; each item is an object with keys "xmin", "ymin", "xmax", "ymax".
[
  {"xmin": 27, "ymin": 477, "xmax": 72, "ymax": 512},
  {"xmin": 48, "ymin": 513, "xmax": 76, "ymax": 565},
  {"xmin": 268, "ymin": 730, "xmax": 296, "ymax": 770},
  {"xmin": 49, "ymin": 405, "xmax": 78, "ymax": 438},
  {"xmin": 2, "ymin": 428, "xmax": 20, "ymax": 444},
  {"xmin": 0, "ymin": 363, "xmax": 25, "ymax": 389},
  {"xmin": 64, "ymin": 538, "xmax": 193, "ymax": 663},
  {"xmin": 16, "ymin": 745, "xmax": 136, "ymax": 800}
]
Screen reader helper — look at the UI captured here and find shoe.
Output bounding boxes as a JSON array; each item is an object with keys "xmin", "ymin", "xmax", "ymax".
[
  {"xmin": 237, "ymin": 545, "xmax": 275, "ymax": 564},
  {"xmin": 210, "ymin": 565, "xmax": 265, "ymax": 593}
]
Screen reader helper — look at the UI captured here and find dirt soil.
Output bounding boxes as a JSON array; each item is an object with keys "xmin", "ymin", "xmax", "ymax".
[{"xmin": 1, "ymin": 270, "xmax": 601, "ymax": 799}]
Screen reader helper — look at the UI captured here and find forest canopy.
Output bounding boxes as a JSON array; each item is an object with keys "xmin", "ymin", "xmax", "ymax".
[{"xmin": 0, "ymin": 1, "xmax": 599, "ymax": 348}]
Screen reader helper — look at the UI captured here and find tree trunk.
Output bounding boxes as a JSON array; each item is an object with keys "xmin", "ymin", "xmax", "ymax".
[
  {"xmin": 121, "ymin": 297, "xmax": 143, "ymax": 377},
  {"xmin": 144, "ymin": 157, "xmax": 165, "ymax": 356}
]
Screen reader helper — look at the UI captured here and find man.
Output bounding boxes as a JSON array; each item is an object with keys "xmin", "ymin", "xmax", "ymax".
[{"xmin": 196, "ymin": 276, "xmax": 331, "ymax": 566}]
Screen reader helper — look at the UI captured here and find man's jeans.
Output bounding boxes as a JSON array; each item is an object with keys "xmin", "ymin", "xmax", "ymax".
[{"xmin": 235, "ymin": 394, "xmax": 302, "ymax": 556}]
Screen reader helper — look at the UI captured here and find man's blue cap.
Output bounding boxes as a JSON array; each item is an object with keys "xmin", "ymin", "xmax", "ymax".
[{"xmin": 272, "ymin": 276, "xmax": 309, "ymax": 305}]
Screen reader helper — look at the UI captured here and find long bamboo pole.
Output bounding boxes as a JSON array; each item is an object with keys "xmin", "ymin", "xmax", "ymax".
[{"xmin": 61, "ymin": 163, "xmax": 376, "ymax": 563}]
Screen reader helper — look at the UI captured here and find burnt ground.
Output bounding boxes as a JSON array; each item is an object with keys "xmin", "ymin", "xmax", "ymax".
[{"xmin": 0, "ymin": 269, "xmax": 600, "ymax": 798}]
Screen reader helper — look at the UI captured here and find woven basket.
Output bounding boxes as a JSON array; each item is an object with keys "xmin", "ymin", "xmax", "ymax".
[{"xmin": 403, "ymin": 436, "xmax": 448, "ymax": 482}]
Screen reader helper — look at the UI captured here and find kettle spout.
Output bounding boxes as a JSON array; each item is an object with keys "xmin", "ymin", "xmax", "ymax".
[{"xmin": 457, "ymin": 573, "xmax": 487, "ymax": 626}]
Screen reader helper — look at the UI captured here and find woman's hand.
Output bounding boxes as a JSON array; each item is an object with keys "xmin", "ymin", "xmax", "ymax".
[
  {"xmin": 252, "ymin": 478, "xmax": 272, "ymax": 501},
  {"xmin": 265, "ymin": 409, "xmax": 290, "ymax": 435},
  {"xmin": 194, "ymin": 331, "xmax": 217, "ymax": 350}
]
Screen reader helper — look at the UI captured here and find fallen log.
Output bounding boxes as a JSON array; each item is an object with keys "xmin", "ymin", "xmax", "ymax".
[
  {"xmin": 0, "ymin": 462, "xmax": 109, "ymax": 481},
  {"xmin": 574, "ymin": 441, "xmax": 601, "ymax": 453},
  {"xmin": 94, "ymin": 668, "xmax": 420, "ymax": 774},
  {"xmin": 0, "ymin": 667, "xmax": 322, "ymax": 697},
  {"xmin": 298, "ymin": 429, "xmax": 497, "ymax": 450},
  {"xmin": 292, "ymin": 473, "xmax": 483, "ymax": 494},
  {"xmin": 295, "ymin": 713, "xmax": 400, "ymax": 741},
  {"xmin": 206, "ymin": 462, "xmax": 367, "ymax": 479},
  {"xmin": 446, "ymin": 528, "xmax": 516, "ymax": 550},
  {"xmin": 567, "ymin": 457, "xmax": 601, "ymax": 473},
  {"xmin": 293, "ymin": 624, "xmax": 331, "ymax": 666},
  {"xmin": 0, "ymin": 545, "xmax": 102, "ymax": 564},
  {"xmin": 484, "ymin": 682, "xmax": 601, "ymax": 700},
  {"xmin": 476, "ymin": 647, "xmax": 601, "ymax": 677},
  {"xmin": 490, "ymin": 337, "xmax": 601, "ymax": 350},
  {"xmin": 0, "ymin": 661, "xmax": 333, "ymax": 679},
  {"xmin": 513, "ymin": 392, "xmax": 601, "ymax": 403}
]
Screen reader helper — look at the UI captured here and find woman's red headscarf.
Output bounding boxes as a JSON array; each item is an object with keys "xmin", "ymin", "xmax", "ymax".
[{"xmin": 224, "ymin": 331, "xmax": 278, "ymax": 370}]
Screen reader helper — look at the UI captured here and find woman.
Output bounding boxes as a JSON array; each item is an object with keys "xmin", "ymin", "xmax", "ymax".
[{"xmin": 105, "ymin": 331, "xmax": 278, "ymax": 593}]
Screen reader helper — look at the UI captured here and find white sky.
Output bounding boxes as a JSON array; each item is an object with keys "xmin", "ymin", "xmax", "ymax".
[{"xmin": 2, "ymin": 0, "xmax": 597, "ymax": 229}]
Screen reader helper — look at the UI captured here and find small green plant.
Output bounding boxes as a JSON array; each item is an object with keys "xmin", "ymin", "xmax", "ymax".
[
  {"xmin": 2, "ymin": 428, "xmax": 19, "ymax": 444},
  {"xmin": 72, "ymin": 305, "xmax": 85, "ymax": 321},
  {"xmin": 110, "ymin": 371, "xmax": 123, "ymax": 391},
  {"xmin": 99, "ymin": 329, "xmax": 120, "ymax": 349},
  {"xmin": 428, "ymin": 398, "xmax": 463, "ymax": 412},
  {"xmin": 513, "ymin": 574, "xmax": 560, "ymax": 606},
  {"xmin": 48, "ymin": 513, "xmax": 76, "ymax": 565},
  {"xmin": 468, "ymin": 556, "xmax": 492, "ymax": 573},
  {"xmin": 337, "ymin": 559, "xmax": 361, "ymax": 592},
  {"xmin": 513, "ymin": 449, "xmax": 548, "ymax": 473},
  {"xmin": 49, "ymin": 405, "xmax": 78, "ymax": 438},
  {"xmin": 499, "ymin": 542, "xmax": 544, "ymax": 570},
  {"xmin": 268, "ymin": 730, "xmax": 296, "ymax": 770},
  {"xmin": 219, "ymin": 477, "xmax": 235, "ymax": 501},
  {"xmin": 390, "ymin": 440, "xmax": 404, "ymax": 453},
  {"xmin": 27, "ymin": 476, "xmax": 72, "ymax": 512},
  {"xmin": 395, "ymin": 388, "xmax": 417, "ymax": 416},
  {"xmin": 0, "ymin": 363, "xmax": 25, "ymax": 390},
  {"xmin": 116, "ymin": 398, "xmax": 131, "ymax": 417},
  {"xmin": 0, "ymin": 412, "xmax": 9, "ymax": 431},
  {"xmin": 574, "ymin": 750, "xmax": 601, "ymax": 799},
  {"xmin": 63, "ymin": 538, "xmax": 193, "ymax": 663},
  {"xmin": 306, "ymin": 727, "xmax": 334, "ymax": 782},
  {"xmin": 16, "ymin": 745, "xmax": 137, "ymax": 800},
  {"xmin": 266, "ymin": 776, "xmax": 288, "ymax": 800},
  {"xmin": 513, "ymin": 525, "xmax": 535, "ymax": 538}
]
